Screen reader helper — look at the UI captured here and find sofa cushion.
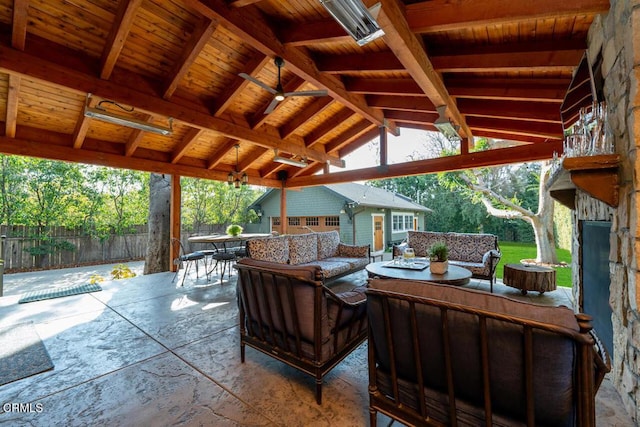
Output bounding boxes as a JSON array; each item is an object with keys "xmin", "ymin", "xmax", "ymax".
[
  {"xmin": 288, "ymin": 234, "xmax": 319, "ymax": 265},
  {"xmin": 317, "ymin": 231, "xmax": 340, "ymax": 259},
  {"xmin": 246, "ymin": 236, "xmax": 289, "ymax": 264},
  {"xmin": 449, "ymin": 260, "xmax": 490, "ymax": 278},
  {"xmin": 337, "ymin": 242, "xmax": 370, "ymax": 258},
  {"xmin": 325, "ymin": 256, "xmax": 369, "ymax": 271},
  {"xmin": 407, "ymin": 231, "xmax": 442, "ymax": 257},
  {"xmin": 301, "ymin": 260, "xmax": 352, "ymax": 278},
  {"xmin": 446, "ymin": 232, "xmax": 497, "ymax": 263}
]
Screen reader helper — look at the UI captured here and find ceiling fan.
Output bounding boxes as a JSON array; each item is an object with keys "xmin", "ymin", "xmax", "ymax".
[{"xmin": 239, "ymin": 57, "xmax": 328, "ymax": 114}]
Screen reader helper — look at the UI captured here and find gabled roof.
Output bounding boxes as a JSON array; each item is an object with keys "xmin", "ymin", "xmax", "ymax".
[
  {"xmin": 251, "ymin": 182, "xmax": 431, "ymax": 212},
  {"xmin": 325, "ymin": 183, "xmax": 431, "ymax": 212},
  {"xmin": 0, "ymin": 0, "xmax": 607, "ymax": 187}
]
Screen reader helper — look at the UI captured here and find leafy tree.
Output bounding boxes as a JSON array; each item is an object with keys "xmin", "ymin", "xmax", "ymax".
[{"xmin": 0, "ymin": 155, "xmax": 29, "ymax": 226}]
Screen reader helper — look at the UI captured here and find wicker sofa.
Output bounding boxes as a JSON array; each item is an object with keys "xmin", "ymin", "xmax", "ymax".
[
  {"xmin": 366, "ymin": 279, "xmax": 610, "ymax": 427},
  {"xmin": 394, "ymin": 230, "xmax": 501, "ymax": 291},
  {"xmin": 235, "ymin": 258, "xmax": 368, "ymax": 404},
  {"xmin": 246, "ymin": 230, "xmax": 370, "ymax": 284}
]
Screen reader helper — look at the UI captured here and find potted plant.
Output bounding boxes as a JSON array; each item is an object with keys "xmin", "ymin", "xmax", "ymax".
[
  {"xmin": 428, "ymin": 241, "xmax": 449, "ymax": 274},
  {"xmin": 226, "ymin": 224, "xmax": 243, "ymax": 237}
]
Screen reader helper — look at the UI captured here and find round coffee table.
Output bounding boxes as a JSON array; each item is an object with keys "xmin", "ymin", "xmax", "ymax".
[{"xmin": 366, "ymin": 260, "xmax": 472, "ymax": 286}]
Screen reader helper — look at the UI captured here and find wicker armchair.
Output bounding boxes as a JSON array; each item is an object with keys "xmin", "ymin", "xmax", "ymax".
[{"xmin": 235, "ymin": 258, "xmax": 368, "ymax": 404}]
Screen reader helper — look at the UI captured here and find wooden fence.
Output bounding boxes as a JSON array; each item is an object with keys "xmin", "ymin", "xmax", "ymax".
[{"xmin": 0, "ymin": 224, "xmax": 244, "ymax": 272}]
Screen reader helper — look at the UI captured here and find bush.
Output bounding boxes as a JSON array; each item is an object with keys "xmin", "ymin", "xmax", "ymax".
[{"xmin": 226, "ymin": 224, "xmax": 243, "ymax": 236}]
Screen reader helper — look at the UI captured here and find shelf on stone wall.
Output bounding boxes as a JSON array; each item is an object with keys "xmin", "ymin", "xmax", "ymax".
[{"xmin": 547, "ymin": 154, "xmax": 620, "ymax": 209}]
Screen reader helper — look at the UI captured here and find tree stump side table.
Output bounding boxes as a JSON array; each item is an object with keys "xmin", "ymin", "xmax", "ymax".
[{"xmin": 503, "ymin": 263, "xmax": 556, "ymax": 295}]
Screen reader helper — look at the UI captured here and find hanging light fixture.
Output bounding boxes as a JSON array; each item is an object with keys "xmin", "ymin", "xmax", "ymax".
[{"xmin": 227, "ymin": 144, "xmax": 248, "ymax": 188}]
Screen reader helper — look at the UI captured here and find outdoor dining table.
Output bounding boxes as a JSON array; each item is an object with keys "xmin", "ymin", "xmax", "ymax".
[{"xmin": 187, "ymin": 233, "xmax": 272, "ymax": 281}]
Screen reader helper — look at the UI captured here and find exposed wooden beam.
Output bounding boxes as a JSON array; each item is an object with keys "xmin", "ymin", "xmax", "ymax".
[
  {"xmin": 325, "ymin": 121, "xmax": 375, "ymax": 153},
  {"xmin": 280, "ymin": 19, "xmax": 348, "ymax": 46},
  {"xmin": 238, "ymin": 146, "xmax": 268, "ymax": 171},
  {"xmin": 430, "ymin": 49, "xmax": 584, "ymax": 73},
  {"xmin": 367, "ymin": 95, "xmax": 435, "ymax": 112},
  {"xmin": 471, "ymin": 130, "xmax": 554, "ymax": 145},
  {"xmin": 446, "ymin": 77, "xmax": 569, "ymax": 102},
  {"xmin": 405, "ymin": 0, "xmax": 610, "ymax": 34},
  {"xmin": 383, "ymin": 111, "xmax": 439, "ymax": 126},
  {"xmin": 163, "ymin": 18, "xmax": 218, "ymax": 99},
  {"xmin": 466, "ymin": 116, "xmax": 563, "ymax": 139},
  {"xmin": 287, "ymin": 140, "xmax": 564, "ymax": 188},
  {"xmin": 185, "ymin": 0, "xmax": 393, "ymax": 132},
  {"xmin": 206, "ymin": 138, "xmax": 238, "ymax": 169},
  {"xmin": 211, "ymin": 54, "xmax": 269, "ymax": 117},
  {"xmin": 0, "ymin": 130, "xmax": 281, "ymax": 187},
  {"xmin": 5, "ymin": 74, "xmax": 20, "ymax": 138},
  {"xmin": 457, "ymin": 99, "xmax": 562, "ymax": 123},
  {"xmin": 377, "ymin": 0, "xmax": 472, "ymax": 140},
  {"xmin": 304, "ymin": 107, "xmax": 355, "ymax": 148},
  {"xmin": 315, "ymin": 52, "xmax": 404, "ymax": 74},
  {"xmin": 172, "ymin": 127, "xmax": 205, "ymax": 164},
  {"xmin": 228, "ymin": 0, "xmax": 263, "ymax": 6},
  {"xmin": 279, "ymin": 97, "xmax": 333, "ymax": 139},
  {"xmin": 100, "ymin": 0, "xmax": 143, "ymax": 80},
  {"xmin": 0, "ymin": 42, "xmax": 344, "ymax": 167},
  {"xmin": 124, "ymin": 127, "xmax": 146, "ymax": 156},
  {"xmin": 345, "ymin": 78, "xmax": 425, "ymax": 96},
  {"xmin": 11, "ymin": 0, "xmax": 29, "ymax": 50}
]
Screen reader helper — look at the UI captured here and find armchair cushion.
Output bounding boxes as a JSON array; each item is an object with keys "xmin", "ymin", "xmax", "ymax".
[{"xmin": 337, "ymin": 242, "xmax": 370, "ymax": 258}]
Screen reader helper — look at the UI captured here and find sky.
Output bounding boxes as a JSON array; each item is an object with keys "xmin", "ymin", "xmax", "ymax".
[{"xmin": 333, "ymin": 128, "xmax": 437, "ymax": 172}]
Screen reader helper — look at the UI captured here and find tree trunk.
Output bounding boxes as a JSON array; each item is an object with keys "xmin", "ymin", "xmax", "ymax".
[
  {"xmin": 534, "ymin": 162, "xmax": 558, "ymax": 264},
  {"xmin": 144, "ymin": 173, "xmax": 171, "ymax": 274}
]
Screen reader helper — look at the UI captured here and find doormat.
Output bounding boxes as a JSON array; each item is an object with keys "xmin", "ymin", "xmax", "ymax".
[
  {"xmin": 0, "ymin": 322, "xmax": 54, "ymax": 386},
  {"xmin": 18, "ymin": 283, "xmax": 102, "ymax": 304}
]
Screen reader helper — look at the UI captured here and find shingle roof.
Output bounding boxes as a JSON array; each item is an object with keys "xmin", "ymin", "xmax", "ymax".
[{"xmin": 325, "ymin": 183, "xmax": 431, "ymax": 212}]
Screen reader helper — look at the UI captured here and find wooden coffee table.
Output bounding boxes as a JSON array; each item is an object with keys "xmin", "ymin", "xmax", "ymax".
[
  {"xmin": 366, "ymin": 260, "xmax": 472, "ymax": 286},
  {"xmin": 503, "ymin": 263, "xmax": 556, "ymax": 295}
]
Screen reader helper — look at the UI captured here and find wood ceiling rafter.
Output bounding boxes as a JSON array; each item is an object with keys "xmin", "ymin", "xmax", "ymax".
[
  {"xmin": 366, "ymin": 95, "xmax": 435, "ymax": 112},
  {"xmin": 238, "ymin": 145, "xmax": 267, "ymax": 172},
  {"xmin": 11, "ymin": 0, "xmax": 28, "ymax": 50},
  {"xmin": 259, "ymin": 158, "xmax": 286, "ymax": 179},
  {"xmin": 280, "ymin": 0, "xmax": 609, "ymax": 45},
  {"xmin": 315, "ymin": 51, "xmax": 405, "ymax": 74},
  {"xmin": 163, "ymin": 17, "xmax": 218, "ymax": 100},
  {"xmin": 345, "ymin": 78, "xmax": 424, "ymax": 96},
  {"xmin": 5, "ymin": 73, "xmax": 20, "ymax": 138},
  {"xmin": 304, "ymin": 107, "xmax": 356, "ymax": 148},
  {"xmin": 0, "ymin": 132, "xmax": 281, "ymax": 187},
  {"xmin": 124, "ymin": 120, "xmax": 149, "ymax": 157},
  {"xmin": 384, "ymin": 111, "xmax": 438, "ymax": 127},
  {"xmin": 466, "ymin": 116, "xmax": 563, "ymax": 140},
  {"xmin": 210, "ymin": 54, "xmax": 270, "ymax": 117},
  {"xmin": 457, "ymin": 99, "xmax": 562, "ymax": 124},
  {"xmin": 279, "ymin": 97, "xmax": 333, "ymax": 139},
  {"xmin": 100, "ymin": 0, "xmax": 143, "ymax": 80},
  {"xmin": 172, "ymin": 127, "xmax": 206, "ymax": 164},
  {"xmin": 405, "ymin": 0, "xmax": 610, "ymax": 34},
  {"xmin": 377, "ymin": 0, "xmax": 472, "ymax": 140},
  {"xmin": 0, "ymin": 41, "xmax": 344, "ymax": 167},
  {"xmin": 445, "ymin": 77, "xmax": 569, "ymax": 102},
  {"xmin": 207, "ymin": 138, "xmax": 239, "ymax": 169},
  {"xmin": 287, "ymin": 140, "xmax": 564, "ymax": 188},
  {"xmin": 184, "ymin": 0, "xmax": 397, "ymax": 135}
]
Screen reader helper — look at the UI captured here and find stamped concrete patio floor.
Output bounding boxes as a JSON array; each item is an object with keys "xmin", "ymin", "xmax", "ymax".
[{"xmin": 0, "ymin": 260, "xmax": 633, "ymax": 426}]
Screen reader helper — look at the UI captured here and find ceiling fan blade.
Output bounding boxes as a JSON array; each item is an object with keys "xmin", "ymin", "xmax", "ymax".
[
  {"xmin": 284, "ymin": 90, "xmax": 329, "ymax": 97},
  {"xmin": 238, "ymin": 73, "xmax": 277, "ymax": 95},
  {"xmin": 264, "ymin": 97, "xmax": 281, "ymax": 114}
]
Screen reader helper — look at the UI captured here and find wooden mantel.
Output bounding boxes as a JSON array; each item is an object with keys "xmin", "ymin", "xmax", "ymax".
[{"xmin": 547, "ymin": 154, "xmax": 620, "ymax": 209}]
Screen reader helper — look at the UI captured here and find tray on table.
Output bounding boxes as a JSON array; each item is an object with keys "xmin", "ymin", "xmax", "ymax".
[{"xmin": 383, "ymin": 259, "xmax": 429, "ymax": 271}]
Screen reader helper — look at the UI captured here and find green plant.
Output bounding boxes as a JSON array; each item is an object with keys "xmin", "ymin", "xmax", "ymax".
[
  {"xmin": 89, "ymin": 274, "xmax": 105, "ymax": 284},
  {"xmin": 111, "ymin": 263, "xmax": 136, "ymax": 280},
  {"xmin": 428, "ymin": 242, "xmax": 449, "ymax": 262},
  {"xmin": 226, "ymin": 224, "xmax": 243, "ymax": 236}
]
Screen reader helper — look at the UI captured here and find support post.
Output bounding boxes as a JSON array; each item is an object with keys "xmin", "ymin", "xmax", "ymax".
[
  {"xmin": 170, "ymin": 174, "xmax": 181, "ymax": 272},
  {"xmin": 280, "ymin": 183, "xmax": 287, "ymax": 235},
  {"xmin": 379, "ymin": 125, "xmax": 388, "ymax": 166}
]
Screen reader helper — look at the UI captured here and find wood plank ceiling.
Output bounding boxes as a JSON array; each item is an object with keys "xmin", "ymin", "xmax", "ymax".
[{"xmin": 0, "ymin": 0, "xmax": 609, "ymax": 188}]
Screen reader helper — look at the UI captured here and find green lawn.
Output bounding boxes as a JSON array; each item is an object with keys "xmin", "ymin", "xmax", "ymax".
[{"xmin": 497, "ymin": 242, "xmax": 572, "ymax": 287}]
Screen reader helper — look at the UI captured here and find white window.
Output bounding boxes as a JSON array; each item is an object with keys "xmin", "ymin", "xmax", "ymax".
[{"xmin": 392, "ymin": 212, "xmax": 415, "ymax": 232}]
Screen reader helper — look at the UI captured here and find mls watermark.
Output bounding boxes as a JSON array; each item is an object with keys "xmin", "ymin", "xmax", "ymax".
[{"xmin": 2, "ymin": 402, "xmax": 44, "ymax": 413}]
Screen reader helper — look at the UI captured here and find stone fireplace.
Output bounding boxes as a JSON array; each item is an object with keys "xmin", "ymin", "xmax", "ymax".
[{"xmin": 568, "ymin": 0, "xmax": 640, "ymax": 421}]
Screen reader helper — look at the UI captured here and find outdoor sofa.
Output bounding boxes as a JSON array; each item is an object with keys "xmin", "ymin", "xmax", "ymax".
[
  {"xmin": 394, "ymin": 230, "xmax": 501, "ymax": 291},
  {"xmin": 234, "ymin": 257, "xmax": 368, "ymax": 404},
  {"xmin": 366, "ymin": 278, "xmax": 611, "ymax": 427},
  {"xmin": 245, "ymin": 230, "xmax": 369, "ymax": 284}
]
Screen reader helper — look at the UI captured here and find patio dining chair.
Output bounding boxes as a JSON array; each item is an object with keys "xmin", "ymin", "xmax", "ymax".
[{"xmin": 171, "ymin": 237, "xmax": 206, "ymax": 286}]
